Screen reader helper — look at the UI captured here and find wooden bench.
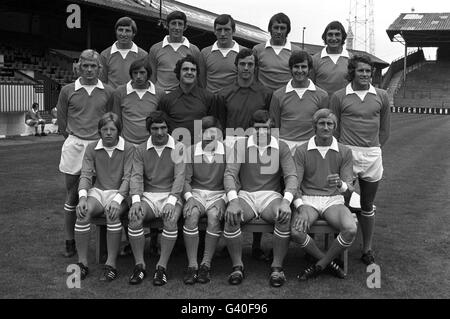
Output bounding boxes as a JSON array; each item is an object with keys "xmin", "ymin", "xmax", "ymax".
[{"xmin": 91, "ymin": 213, "xmax": 358, "ymax": 275}]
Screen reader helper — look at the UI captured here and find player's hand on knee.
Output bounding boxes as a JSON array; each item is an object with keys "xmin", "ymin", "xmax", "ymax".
[
  {"xmin": 212, "ymin": 204, "xmax": 224, "ymax": 221},
  {"xmin": 277, "ymin": 199, "xmax": 291, "ymax": 224},
  {"xmin": 225, "ymin": 199, "xmax": 242, "ymax": 226},
  {"xmin": 294, "ymin": 207, "xmax": 309, "ymax": 233},
  {"xmin": 162, "ymin": 203, "xmax": 175, "ymax": 221},
  {"xmin": 129, "ymin": 202, "xmax": 142, "ymax": 221},
  {"xmin": 106, "ymin": 200, "xmax": 121, "ymax": 221},
  {"xmin": 183, "ymin": 198, "xmax": 199, "ymax": 218},
  {"xmin": 77, "ymin": 197, "xmax": 88, "ymax": 219}
]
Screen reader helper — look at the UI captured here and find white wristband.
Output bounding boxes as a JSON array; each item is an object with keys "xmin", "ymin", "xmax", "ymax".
[
  {"xmin": 132, "ymin": 195, "xmax": 141, "ymax": 204},
  {"xmin": 112, "ymin": 193, "xmax": 124, "ymax": 205},
  {"xmin": 294, "ymin": 198, "xmax": 304, "ymax": 209},
  {"xmin": 338, "ymin": 182, "xmax": 348, "ymax": 193},
  {"xmin": 283, "ymin": 192, "xmax": 293, "ymax": 204},
  {"xmin": 184, "ymin": 192, "xmax": 193, "ymax": 201},
  {"xmin": 78, "ymin": 189, "xmax": 88, "ymax": 199},
  {"xmin": 167, "ymin": 195, "xmax": 177, "ymax": 206},
  {"xmin": 227, "ymin": 190, "xmax": 238, "ymax": 202}
]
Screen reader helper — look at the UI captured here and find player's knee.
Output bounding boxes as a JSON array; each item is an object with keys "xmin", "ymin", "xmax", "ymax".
[
  {"xmin": 128, "ymin": 218, "xmax": 143, "ymax": 230},
  {"xmin": 290, "ymin": 228, "xmax": 307, "ymax": 244},
  {"xmin": 163, "ymin": 219, "xmax": 178, "ymax": 232},
  {"xmin": 184, "ymin": 212, "xmax": 200, "ymax": 229},
  {"xmin": 206, "ymin": 217, "xmax": 221, "ymax": 234},
  {"xmin": 224, "ymin": 222, "xmax": 240, "ymax": 234},
  {"xmin": 275, "ymin": 220, "xmax": 290, "ymax": 233},
  {"xmin": 106, "ymin": 214, "xmax": 121, "ymax": 225},
  {"xmin": 341, "ymin": 225, "xmax": 357, "ymax": 242},
  {"xmin": 75, "ymin": 217, "xmax": 90, "ymax": 226}
]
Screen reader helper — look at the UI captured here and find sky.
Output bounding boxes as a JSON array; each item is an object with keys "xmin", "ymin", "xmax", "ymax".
[{"xmin": 179, "ymin": 0, "xmax": 449, "ymax": 63}]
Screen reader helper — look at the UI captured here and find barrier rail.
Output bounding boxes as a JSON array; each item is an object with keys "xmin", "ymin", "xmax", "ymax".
[
  {"xmin": 0, "ymin": 83, "xmax": 44, "ymax": 112},
  {"xmin": 391, "ymin": 106, "xmax": 450, "ymax": 115}
]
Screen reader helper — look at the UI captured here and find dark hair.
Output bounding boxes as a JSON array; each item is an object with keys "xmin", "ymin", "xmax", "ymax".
[
  {"xmin": 98, "ymin": 112, "xmax": 122, "ymax": 135},
  {"xmin": 234, "ymin": 48, "xmax": 258, "ymax": 67},
  {"xmin": 129, "ymin": 57, "xmax": 152, "ymax": 79},
  {"xmin": 174, "ymin": 55, "xmax": 199, "ymax": 80},
  {"xmin": 167, "ymin": 11, "xmax": 187, "ymax": 26},
  {"xmin": 201, "ymin": 116, "xmax": 223, "ymax": 132},
  {"xmin": 346, "ymin": 54, "xmax": 374, "ymax": 82},
  {"xmin": 288, "ymin": 50, "xmax": 313, "ymax": 70},
  {"xmin": 146, "ymin": 111, "xmax": 168, "ymax": 133},
  {"xmin": 249, "ymin": 110, "xmax": 275, "ymax": 128},
  {"xmin": 32, "ymin": 102, "xmax": 39, "ymax": 109},
  {"xmin": 214, "ymin": 14, "xmax": 235, "ymax": 32},
  {"xmin": 321, "ymin": 21, "xmax": 347, "ymax": 45},
  {"xmin": 268, "ymin": 13, "xmax": 291, "ymax": 35},
  {"xmin": 115, "ymin": 16, "xmax": 137, "ymax": 34}
]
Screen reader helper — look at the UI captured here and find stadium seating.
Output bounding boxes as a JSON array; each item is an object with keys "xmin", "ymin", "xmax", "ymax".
[
  {"xmin": 394, "ymin": 61, "xmax": 450, "ymax": 108},
  {"xmin": 0, "ymin": 44, "xmax": 76, "ymax": 86}
]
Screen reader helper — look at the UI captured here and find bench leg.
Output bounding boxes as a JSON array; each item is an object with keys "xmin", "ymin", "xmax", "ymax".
[
  {"xmin": 95, "ymin": 224, "xmax": 107, "ymax": 264},
  {"xmin": 342, "ymin": 249, "xmax": 348, "ymax": 275}
]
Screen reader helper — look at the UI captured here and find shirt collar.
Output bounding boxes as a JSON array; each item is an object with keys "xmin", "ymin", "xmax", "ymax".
[
  {"xmin": 247, "ymin": 135, "xmax": 279, "ymax": 150},
  {"xmin": 307, "ymin": 136, "xmax": 339, "ymax": 152},
  {"xmin": 110, "ymin": 42, "xmax": 138, "ymax": 54},
  {"xmin": 345, "ymin": 83, "xmax": 377, "ymax": 96},
  {"xmin": 320, "ymin": 47, "xmax": 350, "ymax": 58},
  {"xmin": 194, "ymin": 141, "xmax": 225, "ymax": 156},
  {"xmin": 265, "ymin": 40, "xmax": 292, "ymax": 51},
  {"xmin": 95, "ymin": 136, "xmax": 125, "ymax": 151},
  {"xmin": 74, "ymin": 78, "xmax": 104, "ymax": 91},
  {"xmin": 285, "ymin": 79, "xmax": 316, "ymax": 93},
  {"xmin": 173, "ymin": 85, "xmax": 202, "ymax": 99},
  {"xmin": 126, "ymin": 81, "xmax": 156, "ymax": 95},
  {"xmin": 211, "ymin": 41, "xmax": 240, "ymax": 53},
  {"xmin": 146, "ymin": 135, "xmax": 175, "ymax": 150},
  {"xmin": 162, "ymin": 36, "xmax": 190, "ymax": 48}
]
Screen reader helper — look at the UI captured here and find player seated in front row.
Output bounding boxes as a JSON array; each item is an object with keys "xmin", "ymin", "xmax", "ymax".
[
  {"xmin": 74, "ymin": 112, "xmax": 134, "ymax": 281},
  {"xmin": 127, "ymin": 110, "xmax": 185, "ymax": 286},
  {"xmin": 291, "ymin": 108, "xmax": 357, "ymax": 280},
  {"xmin": 223, "ymin": 110, "xmax": 297, "ymax": 288},
  {"xmin": 182, "ymin": 116, "xmax": 228, "ymax": 285}
]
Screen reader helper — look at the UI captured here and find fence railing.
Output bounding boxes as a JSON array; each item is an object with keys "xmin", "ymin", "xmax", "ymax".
[{"xmin": 0, "ymin": 83, "xmax": 44, "ymax": 112}]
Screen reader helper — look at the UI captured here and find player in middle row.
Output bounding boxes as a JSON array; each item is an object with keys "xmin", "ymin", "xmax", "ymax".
[{"xmin": 270, "ymin": 50, "xmax": 329, "ymax": 155}]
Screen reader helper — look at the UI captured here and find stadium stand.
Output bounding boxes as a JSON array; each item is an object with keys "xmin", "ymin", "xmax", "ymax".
[
  {"xmin": 387, "ymin": 12, "xmax": 450, "ymax": 112},
  {"xmin": 394, "ymin": 60, "xmax": 450, "ymax": 108}
]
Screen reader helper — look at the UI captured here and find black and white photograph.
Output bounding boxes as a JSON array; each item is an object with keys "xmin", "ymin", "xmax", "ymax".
[{"xmin": 0, "ymin": 0, "xmax": 449, "ymax": 306}]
